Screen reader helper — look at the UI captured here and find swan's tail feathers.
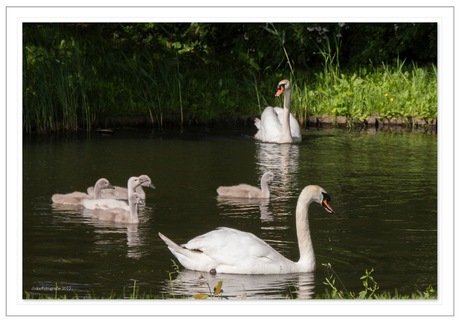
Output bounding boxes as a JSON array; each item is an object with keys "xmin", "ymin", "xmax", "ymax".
[
  {"xmin": 159, "ymin": 232, "xmax": 211, "ymax": 271},
  {"xmin": 158, "ymin": 232, "xmax": 184, "ymax": 254},
  {"xmin": 216, "ymin": 186, "xmax": 227, "ymax": 196},
  {"xmin": 254, "ymin": 118, "xmax": 261, "ymax": 129}
]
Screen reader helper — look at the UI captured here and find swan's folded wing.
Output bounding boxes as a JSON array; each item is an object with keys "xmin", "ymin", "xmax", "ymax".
[
  {"xmin": 182, "ymin": 227, "xmax": 280, "ymax": 267},
  {"xmin": 256, "ymin": 107, "xmax": 282, "ymax": 143}
]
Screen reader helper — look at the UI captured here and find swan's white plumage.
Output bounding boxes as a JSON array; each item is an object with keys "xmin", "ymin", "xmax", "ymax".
[
  {"xmin": 86, "ymin": 174, "xmax": 155, "ymax": 199},
  {"xmin": 51, "ymin": 178, "xmax": 114, "ymax": 205},
  {"xmin": 255, "ymin": 80, "xmax": 302, "ymax": 143},
  {"xmin": 216, "ymin": 172, "xmax": 280, "ymax": 199},
  {"xmin": 159, "ymin": 185, "xmax": 333, "ymax": 274},
  {"xmin": 87, "ymin": 193, "xmax": 145, "ymax": 223}
]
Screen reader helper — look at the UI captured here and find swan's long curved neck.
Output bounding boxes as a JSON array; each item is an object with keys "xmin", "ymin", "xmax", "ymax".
[
  {"xmin": 94, "ymin": 185, "xmax": 103, "ymax": 199},
  {"xmin": 134, "ymin": 185, "xmax": 145, "ymax": 195},
  {"xmin": 129, "ymin": 201, "xmax": 139, "ymax": 221},
  {"xmin": 295, "ymin": 190, "xmax": 315, "ymax": 270},
  {"xmin": 259, "ymin": 176, "xmax": 270, "ymax": 198},
  {"xmin": 280, "ymin": 89, "xmax": 293, "ymax": 143}
]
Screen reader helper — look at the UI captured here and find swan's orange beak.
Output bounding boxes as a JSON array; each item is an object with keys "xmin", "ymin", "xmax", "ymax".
[
  {"xmin": 322, "ymin": 199, "xmax": 333, "ymax": 214},
  {"xmin": 275, "ymin": 87, "xmax": 284, "ymax": 97}
]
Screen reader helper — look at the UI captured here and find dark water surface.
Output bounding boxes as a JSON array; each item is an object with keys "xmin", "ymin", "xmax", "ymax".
[{"xmin": 22, "ymin": 126, "xmax": 437, "ymax": 299}]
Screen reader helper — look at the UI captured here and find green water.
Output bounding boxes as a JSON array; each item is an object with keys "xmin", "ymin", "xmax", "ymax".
[{"xmin": 22, "ymin": 126, "xmax": 437, "ymax": 299}]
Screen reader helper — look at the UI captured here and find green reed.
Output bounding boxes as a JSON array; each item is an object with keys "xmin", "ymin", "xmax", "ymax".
[{"xmin": 23, "ymin": 24, "xmax": 437, "ymax": 133}]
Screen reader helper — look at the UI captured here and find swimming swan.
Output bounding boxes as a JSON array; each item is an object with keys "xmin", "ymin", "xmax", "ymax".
[
  {"xmin": 216, "ymin": 172, "xmax": 280, "ymax": 199},
  {"xmin": 86, "ymin": 174, "xmax": 155, "ymax": 199},
  {"xmin": 87, "ymin": 193, "xmax": 145, "ymax": 223},
  {"xmin": 51, "ymin": 178, "xmax": 115, "ymax": 205},
  {"xmin": 159, "ymin": 185, "xmax": 333, "ymax": 274},
  {"xmin": 254, "ymin": 79, "xmax": 301, "ymax": 143},
  {"xmin": 82, "ymin": 176, "xmax": 153, "ymax": 210}
]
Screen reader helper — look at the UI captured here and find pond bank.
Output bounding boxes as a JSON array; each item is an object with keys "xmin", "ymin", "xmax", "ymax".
[
  {"xmin": 92, "ymin": 114, "xmax": 437, "ymax": 134},
  {"xmin": 25, "ymin": 114, "xmax": 437, "ymax": 135}
]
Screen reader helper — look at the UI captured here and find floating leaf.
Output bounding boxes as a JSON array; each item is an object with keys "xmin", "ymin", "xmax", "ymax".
[
  {"xmin": 213, "ymin": 281, "xmax": 223, "ymax": 296},
  {"xmin": 193, "ymin": 293, "xmax": 208, "ymax": 300}
]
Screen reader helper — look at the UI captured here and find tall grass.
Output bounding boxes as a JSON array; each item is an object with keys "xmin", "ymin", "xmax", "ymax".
[
  {"xmin": 287, "ymin": 52, "xmax": 437, "ymax": 124},
  {"xmin": 23, "ymin": 26, "xmax": 437, "ymax": 133}
]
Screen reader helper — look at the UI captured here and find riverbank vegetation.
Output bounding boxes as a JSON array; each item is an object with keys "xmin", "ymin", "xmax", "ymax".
[
  {"xmin": 23, "ymin": 23, "xmax": 437, "ymax": 133},
  {"xmin": 24, "ymin": 264, "xmax": 437, "ymax": 300}
]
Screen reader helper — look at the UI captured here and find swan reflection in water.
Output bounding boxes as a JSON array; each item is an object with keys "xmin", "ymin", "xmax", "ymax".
[
  {"xmin": 51, "ymin": 204, "xmax": 150, "ymax": 259},
  {"xmin": 256, "ymin": 143, "xmax": 300, "ymax": 199},
  {"xmin": 217, "ymin": 196, "xmax": 274, "ymax": 222},
  {"xmin": 162, "ymin": 269, "xmax": 315, "ymax": 299}
]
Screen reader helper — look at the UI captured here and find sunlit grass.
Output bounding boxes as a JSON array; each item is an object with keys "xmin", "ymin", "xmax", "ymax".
[
  {"xmin": 23, "ymin": 25, "xmax": 437, "ymax": 133},
  {"xmin": 24, "ymin": 263, "xmax": 437, "ymax": 300}
]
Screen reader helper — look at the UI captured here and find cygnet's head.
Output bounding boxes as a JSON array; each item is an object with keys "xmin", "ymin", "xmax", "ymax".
[
  {"xmin": 138, "ymin": 175, "xmax": 155, "ymax": 189},
  {"xmin": 262, "ymin": 172, "xmax": 281, "ymax": 183},
  {"xmin": 95, "ymin": 178, "xmax": 115, "ymax": 190},
  {"xmin": 130, "ymin": 193, "xmax": 146, "ymax": 206}
]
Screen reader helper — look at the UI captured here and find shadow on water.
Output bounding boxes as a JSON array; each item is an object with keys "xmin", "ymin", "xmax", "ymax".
[{"xmin": 22, "ymin": 126, "xmax": 437, "ymax": 298}]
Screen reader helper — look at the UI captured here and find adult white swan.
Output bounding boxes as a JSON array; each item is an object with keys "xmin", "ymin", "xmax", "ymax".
[
  {"xmin": 254, "ymin": 79, "xmax": 302, "ymax": 144},
  {"xmin": 51, "ymin": 178, "xmax": 114, "ymax": 205},
  {"xmin": 86, "ymin": 193, "xmax": 145, "ymax": 223},
  {"xmin": 216, "ymin": 172, "xmax": 280, "ymax": 199},
  {"xmin": 86, "ymin": 174, "xmax": 155, "ymax": 200},
  {"xmin": 159, "ymin": 185, "xmax": 333, "ymax": 274}
]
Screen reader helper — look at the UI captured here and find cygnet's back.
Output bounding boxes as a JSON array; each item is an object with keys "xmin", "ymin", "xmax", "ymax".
[
  {"xmin": 216, "ymin": 172, "xmax": 280, "ymax": 199},
  {"xmin": 88, "ymin": 193, "xmax": 145, "ymax": 223},
  {"xmin": 51, "ymin": 178, "xmax": 114, "ymax": 205}
]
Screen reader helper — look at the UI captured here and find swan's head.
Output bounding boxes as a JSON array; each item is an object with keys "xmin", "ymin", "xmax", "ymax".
[
  {"xmin": 128, "ymin": 176, "xmax": 141, "ymax": 189},
  {"xmin": 96, "ymin": 178, "xmax": 115, "ymax": 190},
  {"xmin": 303, "ymin": 185, "xmax": 333, "ymax": 214},
  {"xmin": 139, "ymin": 174, "xmax": 156, "ymax": 189},
  {"xmin": 130, "ymin": 193, "xmax": 146, "ymax": 206},
  {"xmin": 262, "ymin": 172, "xmax": 281, "ymax": 182},
  {"xmin": 275, "ymin": 79, "xmax": 291, "ymax": 97},
  {"xmin": 321, "ymin": 191, "xmax": 333, "ymax": 214}
]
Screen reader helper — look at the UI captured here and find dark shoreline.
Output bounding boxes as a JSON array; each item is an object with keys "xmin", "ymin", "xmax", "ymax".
[{"xmin": 24, "ymin": 114, "xmax": 438, "ymax": 135}]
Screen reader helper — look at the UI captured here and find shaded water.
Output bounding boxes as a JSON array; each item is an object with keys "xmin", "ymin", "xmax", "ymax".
[{"xmin": 22, "ymin": 126, "xmax": 437, "ymax": 299}]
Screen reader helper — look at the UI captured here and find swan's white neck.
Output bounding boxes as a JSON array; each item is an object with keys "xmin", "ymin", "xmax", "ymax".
[
  {"xmin": 128, "ymin": 199, "xmax": 139, "ymax": 223},
  {"xmin": 259, "ymin": 175, "xmax": 271, "ymax": 198},
  {"xmin": 279, "ymin": 89, "xmax": 293, "ymax": 144},
  {"xmin": 295, "ymin": 188, "xmax": 316, "ymax": 271},
  {"xmin": 94, "ymin": 184, "xmax": 103, "ymax": 199}
]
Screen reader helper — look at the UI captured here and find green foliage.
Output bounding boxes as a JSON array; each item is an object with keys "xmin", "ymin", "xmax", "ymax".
[
  {"xmin": 317, "ymin": 263, "xmax": 437, "ymax": 300},
  {"xmin": 23, "ymin": 23, "xmax": 437, "ymax": 133}
]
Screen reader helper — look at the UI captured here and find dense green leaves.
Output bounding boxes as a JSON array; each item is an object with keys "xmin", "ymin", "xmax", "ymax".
[{"xmin": 23, "ymin": 23, "xmax": 437, "ymax": 132}]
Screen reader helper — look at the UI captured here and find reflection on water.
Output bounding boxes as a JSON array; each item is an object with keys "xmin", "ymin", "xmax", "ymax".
[
  {"xmin": 50, "ymin": 204, "xmax": 153, "ymax": 259},
  {"xmin": 217, "ymin": 197, "xmax": 274, "ymax": 222},
  {"xmin": 256, "ymin": 143, "xmax": 300, "ymax": 199},
  {"xmin": 163, "ymin": 269, "xmax": 315, "ymax": 299},
  {"xmin": 22, "ymin": 127, "xmax": 437, "ymax": 299}
]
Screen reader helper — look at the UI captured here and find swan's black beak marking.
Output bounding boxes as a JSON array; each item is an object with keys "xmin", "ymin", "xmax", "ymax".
[
  {"xmin": 108, "ymin": 184, "xmax": 115, "ymax": 189},
  {"xmin": 321, "ymin": 192, "xmax": 333, "ymax": 214}
]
